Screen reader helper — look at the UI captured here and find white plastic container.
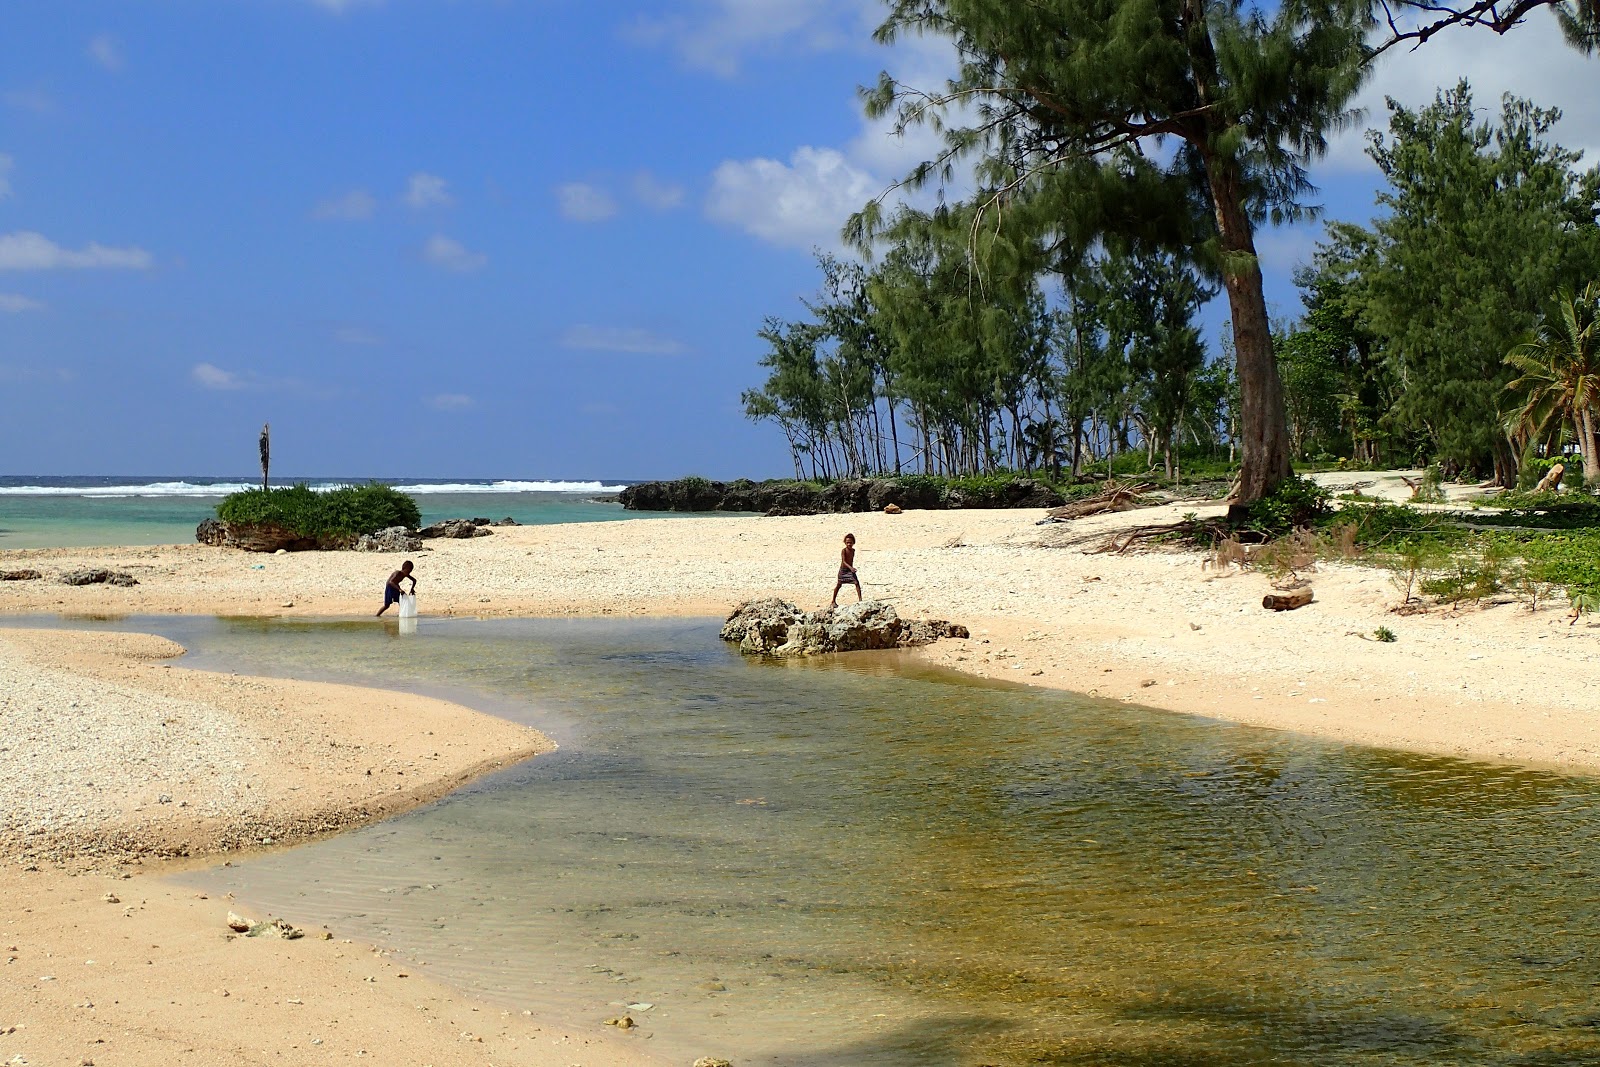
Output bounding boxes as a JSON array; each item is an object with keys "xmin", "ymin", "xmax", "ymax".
[{"xmin": 398, "ymin": 592, "xmax": 417, "ymax": 619}]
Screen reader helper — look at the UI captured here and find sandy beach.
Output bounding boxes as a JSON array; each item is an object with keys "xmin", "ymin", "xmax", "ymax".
[{"xmin": 4, "ymin": 478, "xmax": 1599, "ymax": 1064}]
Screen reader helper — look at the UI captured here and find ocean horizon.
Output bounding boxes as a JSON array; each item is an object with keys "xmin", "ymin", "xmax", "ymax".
[{"xmin": 0, "ymin": 475, "xmax": 654, "ymax": 550}]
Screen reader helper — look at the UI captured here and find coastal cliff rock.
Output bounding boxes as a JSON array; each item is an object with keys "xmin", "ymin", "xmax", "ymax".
[
  {"xmin": 620, "ymin": 477, "xmax": 1063, "ymax": 515},
  {"xmin": 721, "ymin": 597, "xmax": 967, "ymax": 657},
  {"xmin": 195, "ymin": 519, "xmax": 344, "ymax": 552},
  {"xmin": 418, "ymin": 518, "xmax": 493, "ymax": 539},
  {"xmin": 354, "ymin": 526, "xmax": 424, "ymax": 552}
]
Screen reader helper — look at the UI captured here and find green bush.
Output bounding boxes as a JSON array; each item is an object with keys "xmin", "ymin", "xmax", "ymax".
[
  {"xmin": 1239, "ymin": 475, "xmax": 1332, "ymax": 537},
  {"xmin": 217, "ymin": 483, "xmax": 420, "ymax": 538}
]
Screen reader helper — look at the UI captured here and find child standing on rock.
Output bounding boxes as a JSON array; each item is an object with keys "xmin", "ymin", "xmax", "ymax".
[{"xmin": 830, "ymin": 533, "xmax": 862, "ymax": 607}]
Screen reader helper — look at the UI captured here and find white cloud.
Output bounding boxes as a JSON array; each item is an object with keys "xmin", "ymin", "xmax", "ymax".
[
  {"xmin": 313, "ymin": 189, "xmax": 377, "ymax": 221},
  {"xmin": 88, "ymin": 34, "xmax": 124, "ymax": 72},
  {"xmin": 0, "ymin": 231, "xmax": 152, "ymax": 271},
  {"xmin": 428, "ymin": 393, "xmax": 473, "ymax": 411},
  {"xmin": 191, "ymin": 363, "xmax": 246, "ymax": 390},
  {"xmin": 404, "ymin": 172, "xmax": 454, "ymax": 209},
  {"xmin": 627, "ymin": 0, "xmax": 874, "ymax": 77},
  {"xmin": 3, "ymin": 89, "xmax": 57, "ymax": 117},
  {"xmin": 422, "ymin": 234, "xmax": 486, "ymax": 272},
  {"xmin": 632, "ymin": 171, "xmax": 686, "ymax": 211},
  {"xmin": 0, "ymin": 293, "xmax": 44, "ymax": 313},
  {"xmin": 1324, "ymin": 10, "xmax": 1600, "ymax": 173},
  {"xmin": 557, "ymin": 182, "xmax": 618, "ymax": 222},
  {"xmin": 560, "ymin": 325, "xmax": 687, "ymax": 356},
  {"xmin": 706, "ymin": 146, "xmax": 878, "ymax": 249},
  {"xmin": 0, "ymin": 155, "xmax": 12, "ymax": 199}
]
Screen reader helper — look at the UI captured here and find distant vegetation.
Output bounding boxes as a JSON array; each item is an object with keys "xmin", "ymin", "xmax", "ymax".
[
  {"xmin": 743, "ymin": 3, "xmax": 1600, "ymax": 503},
  {"xmin": 217, "ymin": 483, "xmax": 420, "ymax": 539}
]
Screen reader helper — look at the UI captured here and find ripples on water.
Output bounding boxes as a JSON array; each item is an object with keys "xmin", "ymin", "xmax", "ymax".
[{"xmin": 29, "ymin": 615, "xmax": 1600, "ymax": 1066}]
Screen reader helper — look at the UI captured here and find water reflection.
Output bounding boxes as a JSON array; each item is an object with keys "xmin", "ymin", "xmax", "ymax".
[{"xmin": 8, "ymin": 614, "xmax": 1600, "ymax": 1066}]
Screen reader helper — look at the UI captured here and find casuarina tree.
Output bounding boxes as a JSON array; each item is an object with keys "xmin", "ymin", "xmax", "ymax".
[{"xmin": 852, "ymin": 0, "xmax": 1372, "ymax": 505}]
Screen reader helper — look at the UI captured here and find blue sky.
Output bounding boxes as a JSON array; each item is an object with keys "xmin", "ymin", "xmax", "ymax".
[{"xmin": 2, "ymin": 2, "xmax": 1593, "ymax": 480}]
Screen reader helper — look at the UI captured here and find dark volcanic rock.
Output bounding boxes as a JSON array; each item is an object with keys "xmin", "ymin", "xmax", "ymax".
[
  {"xmin": 60, "ymin": 568, "xmax": 139, "ymax": 587},
  {"xmin": 0, "ymin": 569, "xmax": 43, "ymax": 581},
  {"xmin": 720, "ymin": 597, "xmax": 965, "ymax": 658},
  {"xmin": 419, "ymin": 519, "xmax": 492, "ymax": 539}
]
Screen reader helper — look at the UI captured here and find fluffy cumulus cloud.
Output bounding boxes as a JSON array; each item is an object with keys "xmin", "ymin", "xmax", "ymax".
[
  {"xmin": 422, "ymin": 234, "xmax": 486, "ymax": 272},
  {"xmin": 560, "ymin": 325, "xmax": 686, "ymax": 356},
  {"xmin": 706, "ymin": 147, "xmax": 878, "ymax": 249},
  {"xmin": 428, "ymin": 393, "xmax": 473, "ymax": 411},
  {"xmin": 557, "ymin": 182, "xmax": 618, "ymax": 222},
  {"xmin": 88, "ymin": 33, "xmax": 124, "ymax": 72},
  {"xmin": 313, "ymin": 189, "xmax": 377, "ymax": 221},
  {"xmin": 191, "ymin": 362, "xmax": 245, "ymax": 390},
  {"xmin": 404, "ymin": 172, "xmax": 454, "ymax": 209},
  {"xmin": 0, "ymin": 292, "xmax": 44, "ymax": 313},
  {"xmin": 627, "ymin": 0, "xmax": 874, "ymax": 77},
  {"xmin": 0, "ymin": 231, "xmax": 152, "ymax": 271}
]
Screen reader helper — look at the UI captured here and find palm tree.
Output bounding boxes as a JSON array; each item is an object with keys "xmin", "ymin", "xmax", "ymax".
[{"xmin": 1504, "ymin": 283, "xmax": 1600, "ymax": 485}]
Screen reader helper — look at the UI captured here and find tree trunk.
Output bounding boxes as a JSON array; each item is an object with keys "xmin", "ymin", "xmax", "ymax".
[
  {"xmin": 1202, "ymin": 154, "xmax": 1293, "ymax": 509},
  {"xmin": 1583, "ymin": 408, "xmax": 1600, "ymax": 485},
  {"xmin": 1492, "ymin": 434, "xmax": 1518, "ymax": 490}
]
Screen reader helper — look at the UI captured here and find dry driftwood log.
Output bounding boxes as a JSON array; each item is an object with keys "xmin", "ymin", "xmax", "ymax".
[
  {"xmin": 1262, "ymin": 588, "xmax": 1314, "ymax": 611},
  {"xmin": 1038, "ymin": 481, "xmax": 1157, "ymax": 523}
]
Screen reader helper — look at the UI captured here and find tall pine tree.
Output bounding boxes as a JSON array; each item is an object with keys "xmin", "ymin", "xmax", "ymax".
[{"xmin": 851, "ymin": 0, "xmax": 1371, "ymax": 504}]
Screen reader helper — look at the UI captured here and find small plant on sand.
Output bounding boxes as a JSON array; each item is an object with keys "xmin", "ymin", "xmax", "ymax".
[
  {"xmin": 1373, "ymin": 625, "xmax": 1397, "ymax": 642},
  {"xmin": 1254, "ymin": 526, "xmax": 1321, "ymax": 582},
  {"xmin": 1386, "ymin": 538, "xmax": 1437, "ymax": 607},
  {"xmin": 1410, "ymin": 464, "xmax": 1447, "ymax": 504}
]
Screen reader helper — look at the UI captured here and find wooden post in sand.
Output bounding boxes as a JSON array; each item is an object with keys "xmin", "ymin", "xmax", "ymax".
[{"xmin": 1263, "ymin": 588, "xmax": 1313, "ymax": 611}]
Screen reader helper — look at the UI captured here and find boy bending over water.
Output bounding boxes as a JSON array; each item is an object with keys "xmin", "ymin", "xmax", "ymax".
[{"xmin": 377, "ymin": 560, "xmax": 416, "ymax": 616}]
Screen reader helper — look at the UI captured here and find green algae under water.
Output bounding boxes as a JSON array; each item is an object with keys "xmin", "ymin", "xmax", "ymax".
[{"xmin": 54, "ymin": 616, "xmax": 1600, "ymax": 1065}]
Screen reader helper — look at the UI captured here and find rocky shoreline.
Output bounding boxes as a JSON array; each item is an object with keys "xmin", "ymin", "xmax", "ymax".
[
  {"xmin": 721, "ymin": 597, "xmax": 968, "ymax": 656},
  {"xmin": 619, "ymin": 476, "xmax": 1065, "ymax": 514}
]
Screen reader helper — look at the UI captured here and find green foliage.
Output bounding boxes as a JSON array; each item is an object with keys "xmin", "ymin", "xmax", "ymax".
[
  {"xmin": 1373, "ymin": 626, "xmax": 1397, "ymax": 642},
  {"xmin": 1238, "ymin": 476, "xmax": 1333, "ymax": 536},
  {"xmin": 1328, "ymin": 83, "xmax": 1600, "ymax": 476},
  {"xmin": 216, "ymin": 483, "xmax": 420, "ymax": 539}
]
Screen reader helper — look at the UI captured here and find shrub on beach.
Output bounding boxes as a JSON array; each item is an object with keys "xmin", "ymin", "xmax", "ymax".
[{"xmin": 217, "ymin": 483, "xmax": 421, "ymax": 539}]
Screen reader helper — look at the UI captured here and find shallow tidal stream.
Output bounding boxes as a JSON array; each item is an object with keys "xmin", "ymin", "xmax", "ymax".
[{"xmin": 36, "ymin": 615, "xmax": 1600, "ymax": 1065}]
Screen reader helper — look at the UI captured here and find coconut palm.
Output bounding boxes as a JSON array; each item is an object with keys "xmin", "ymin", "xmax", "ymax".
[{"xmin": 1504, "ymin": 283, "xmax": 1600, "ymax": 484}]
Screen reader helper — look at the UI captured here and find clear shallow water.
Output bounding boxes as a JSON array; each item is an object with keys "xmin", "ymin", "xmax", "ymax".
[
  {"xmin": 18, "ymin": 615, "xmax": 1600, "ymax": 1066},
  {"xmin": 0, "ymin": 477, "xmax": 651, "ymax": 548}
]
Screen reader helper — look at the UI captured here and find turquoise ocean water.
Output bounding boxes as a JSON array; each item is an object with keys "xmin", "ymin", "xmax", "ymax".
[{"xmin": 0, "ymin": 476, "xmax": 654, "ymax": 549}]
